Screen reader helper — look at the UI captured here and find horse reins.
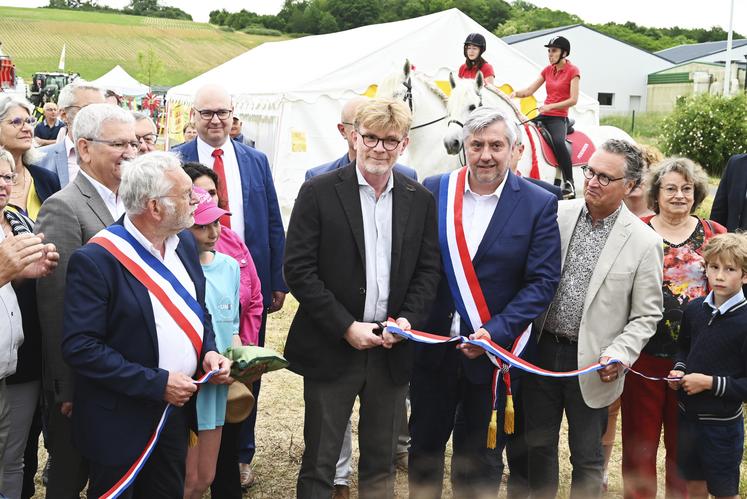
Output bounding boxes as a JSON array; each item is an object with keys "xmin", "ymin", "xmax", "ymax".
[{"xmin": 401, "ymin": 78, "xmax": 448, "ymax": 131}]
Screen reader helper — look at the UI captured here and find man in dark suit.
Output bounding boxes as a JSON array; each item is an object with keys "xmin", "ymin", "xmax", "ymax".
[
  {"xmin": 171, "ymin": 83, "xmax": 287, "ymax": 493},
  {"xmin": 409, "ymin": 108, "xmax": 561, "ymax": 498},
  {"xmin": 284, "ymin": 98, "xmax": 441, "ymax": 499},
  {"xmin": 36, "ymin": 103, "xmax": 137, "ymax": 497},
  {"xmin": 37, "ymin": 83, "xmax": 106, "ymax": 187},
  {"xmin": 711, "ymin": 153, "xmax": 747, "ymax": 232},
  {"xmin": 305, "ymin": 97, "xmax": 418, "ymax": 182},
  {"xmin": 61, "ymin": 152, "xmax": 231, "ymax": 498}
]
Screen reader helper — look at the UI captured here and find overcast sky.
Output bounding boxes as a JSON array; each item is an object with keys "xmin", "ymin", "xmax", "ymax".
[{"xmin": 2, "ymin": 0, "xmax": 745, "ymax": 35}]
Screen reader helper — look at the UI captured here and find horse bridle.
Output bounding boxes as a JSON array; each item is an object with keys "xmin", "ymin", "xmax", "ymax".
[
  {"xmin": 400, "ymin": 78, "xmax": 448, "ymax": 131},
  {"xmin": 444, "ymin": 87, "xmax": 484, "ymax": 166},
  {"xmin": 446, "ymin": 87, "xmax": 484, "ymax": 130}
]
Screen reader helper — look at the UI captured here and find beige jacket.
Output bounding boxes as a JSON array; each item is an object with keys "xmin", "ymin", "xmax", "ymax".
[{"xmin": 537, "ymin": 199, "xmax": 664, "ymax": 408}]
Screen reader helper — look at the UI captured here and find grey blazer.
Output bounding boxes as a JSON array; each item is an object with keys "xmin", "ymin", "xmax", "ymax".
[
  {"xmin": 38, "ymin": 141, "xmax": 71, "ymax": 187},
  {"xmin": 35, "ymin": 173, "xmax": 115, "ymax": 403},
  {"xmin": 537, "ymin": 199, "xmax": 664, "ymax": 408}
]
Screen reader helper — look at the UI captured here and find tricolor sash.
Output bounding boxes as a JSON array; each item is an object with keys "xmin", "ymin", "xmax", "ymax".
[{"xmin": 89, "ymin": 224, "xmax": 204, "ymax": 357}]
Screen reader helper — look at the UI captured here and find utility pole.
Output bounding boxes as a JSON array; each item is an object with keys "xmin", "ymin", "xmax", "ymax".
[{"xmin": 723, "ymin": 0, "xmax": 734, "ymax": 95}]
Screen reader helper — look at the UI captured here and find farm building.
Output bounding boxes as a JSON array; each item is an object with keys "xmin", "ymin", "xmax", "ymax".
[{"xmin": 504, "ymin": 25, "xmax": 672, "ymax": 116}]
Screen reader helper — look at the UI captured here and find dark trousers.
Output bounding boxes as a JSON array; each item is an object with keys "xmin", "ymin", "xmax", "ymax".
[
  {"xmin": 297, "ymin": 347, "xmax": 407, "ymax": 499},
  {"xmin": 210, "ymin": 421, "xmax": 243, "ymax": 499},
  {"xmin": 238, "ymin": 312, "xmax": 267, "ymax": 465},
  {"xmin": 488, "ymin": 376, "xmax": 529, "ymax": 499},
  {"xmin": 21, "ymin": 402, "xmax": 42, "ymax": 499},
  {"xmin": 524, "ymin": 334, "xmax": 608, "ymax": 499},
  {"xmin": 535, "ymin": 115, "xmax": 573, "ymax": 185},
  {"xmin": 44, "ymin": 391, "xmax": 88, "ymax": 499},
  {"xmin": 87, "ymin": 407, "xmax": 188, "ymax": 499},
  {"xmin": 409, "ymin": 348, "xmax": 500, "ymax": 499}
]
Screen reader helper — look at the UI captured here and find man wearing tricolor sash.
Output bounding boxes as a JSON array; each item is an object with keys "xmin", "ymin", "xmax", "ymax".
[
  {"xmin": 61, "ymin": 152, "xmax": 232, "ymax": 498},
  {"xmin": 409, "ymin": 107, "xmax": 561, "ymax": 498},
  {"xmin": 284, "ymin": 98, "xmax": 440, "ymax": 499}
]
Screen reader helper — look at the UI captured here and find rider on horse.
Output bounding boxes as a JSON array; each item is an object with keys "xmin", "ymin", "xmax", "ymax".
[
  {"xmin": 459, "ymin": 33, "xmax": 495, "ymax": 85},
  {"xmin": 512, "ymin": 36, "xmax": 580, "ymax": 199}
]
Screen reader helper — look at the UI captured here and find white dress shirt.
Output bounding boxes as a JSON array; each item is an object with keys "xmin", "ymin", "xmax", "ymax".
[
  {"xmin": 79, "ymin": 170, "xmax": 124, "ymax": 221},
  {"xmin": 357, "ymin": 167, "xmax": 394, "ymax": 323},
  {"xmin": 64, "ymin": 136, "xmax": 80, "ymax": 183},
  {"xmin": 0, "ymin": 230, "xmax": 23, "ymax": 379},
  {"xmin": 124, "ymin": 217, "xmax": 200, "ymax": 376},
  {"xmin": 196, "ymin": 137, "xmax": 246, "ymax": 242},
  {"xmin": 449, "ymin": 170, "xmax": 507, "ymax": 336}
]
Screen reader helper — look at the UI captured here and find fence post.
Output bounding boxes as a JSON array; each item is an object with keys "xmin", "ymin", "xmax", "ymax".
[{"xmin": 631, "ymin": 110, "xmax": 636, "ymax": 133}]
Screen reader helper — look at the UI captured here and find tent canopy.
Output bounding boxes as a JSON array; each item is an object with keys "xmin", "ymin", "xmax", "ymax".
[{"xmin": 91, "ymin": 65, "xmax": 149, "ymax": 97}]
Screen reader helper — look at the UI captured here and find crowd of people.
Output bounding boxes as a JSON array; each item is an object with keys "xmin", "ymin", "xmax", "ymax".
[{"xmin": 0, "ymin": 51, "xmax": 746, "ymax": 499}]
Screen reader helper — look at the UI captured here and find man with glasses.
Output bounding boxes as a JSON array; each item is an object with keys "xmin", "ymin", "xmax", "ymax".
[
  {"xmin": 35, "ymin": 104, "xmax": 137, "ymax": 498},
  {"xmin": 34, "ymin": 102, "xmax": 64, "ymax": 146},
  {"xmin": 133, "ymin": 112, "xmax": 159, "ymax": 155},
  {"xmin": 172, "ymin": 83, "xmax": 287, "ymax": 496},
  {"xmin": 38, "ymin": 83, "xmax": 106, "ymax": 186},
  {"xmin": 524, "ymin": 139, "xmax": 664, "ymax": 499},
  {"xmin": 284, "ymin": 98, "xmax": 440, "ymax": 499}
]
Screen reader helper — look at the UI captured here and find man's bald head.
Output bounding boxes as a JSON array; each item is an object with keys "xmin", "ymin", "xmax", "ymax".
[
  {"xmin": 338, "ymin": 97, "xmax": 369, "ymax": 159},
  {"xmin": 192, "ymin": 84, "xmax": 233, "ymax": 147}
]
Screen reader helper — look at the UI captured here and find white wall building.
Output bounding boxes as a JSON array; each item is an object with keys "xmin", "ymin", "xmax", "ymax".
[{"xmin": 504, "ymin": 25, "xmax": 672, "ymax": 116}]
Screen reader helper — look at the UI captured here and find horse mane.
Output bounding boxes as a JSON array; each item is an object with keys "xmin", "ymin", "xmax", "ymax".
[
  {"xmin": 377, "ymin": 68, "xmax": 448, "ymax": 105},
  {"xmin": 413, "ymin": 72, "xmax": 448, "ymax": 104},
  {"xmin": 484, "ymin": 83, "xmax": 527, "ymax": 122}
]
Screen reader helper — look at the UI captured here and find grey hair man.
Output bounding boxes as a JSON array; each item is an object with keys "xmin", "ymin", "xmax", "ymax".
[
  {"xmin": 35, "ymin": 103, "xmax": 136, "ymax": 498},
  {"xmin": 524, "ymin": 139, "xmax": 663, "ymax": 498},
  {"xmin": 132, "ymin": 112, "xmax": 158, "ymax": 156},
  {"xmin": 37, "ymin": 82, "xmax": 106, "ymax": 186}
]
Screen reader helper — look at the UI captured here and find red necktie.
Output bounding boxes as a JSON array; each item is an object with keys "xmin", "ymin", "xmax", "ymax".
[{"xmin": 211, "ymin": 148, "xmax": 231, "ymax": 228}]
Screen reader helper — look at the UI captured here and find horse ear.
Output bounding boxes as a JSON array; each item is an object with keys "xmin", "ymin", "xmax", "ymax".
[
  {"xmin": 476, "ymin": 71, "xmax": 484, "ymax": 90},
  {"xmin": 404, "ymin": 59, "xmax": 411, "ymax": 77},
  {"xmin": 449, "ymin": 72, "xmax": 456, "ymax": 89}
]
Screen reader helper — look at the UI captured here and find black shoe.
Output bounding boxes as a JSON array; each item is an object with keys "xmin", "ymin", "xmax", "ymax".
[{"xmin": 562, "ymin": 180, "xmax": 576, "ymax": 199}]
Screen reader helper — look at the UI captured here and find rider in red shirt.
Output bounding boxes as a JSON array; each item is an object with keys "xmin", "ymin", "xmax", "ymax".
[
  {"xmin": 512, "ymin": 36, "xmax": 580, "ymax": 198},
  {"xmin": 458, "ymin": 33, "xmax": 495, "ymax": 84}
]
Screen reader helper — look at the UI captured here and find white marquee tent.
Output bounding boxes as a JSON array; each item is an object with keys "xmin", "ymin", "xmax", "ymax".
[
  {"xmin": 91, "ymin": 65, "xmax": 150, "ymax": 97},
  {"xmin": 166, "ymin": 8, "xmax": 599, "ymax": 219}
]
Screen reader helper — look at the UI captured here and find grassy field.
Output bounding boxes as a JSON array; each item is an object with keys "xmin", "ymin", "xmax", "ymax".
[
  {"xmin": 0, "ymin": 6, "xmax": 286, "ymax": 86},
  {"xmin": 600, "ymin": 112, "xmax": 669, "ymax": 150}
]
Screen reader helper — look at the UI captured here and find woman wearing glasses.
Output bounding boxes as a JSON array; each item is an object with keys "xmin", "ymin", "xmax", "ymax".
[
  {"xmin": 0, "ymin": 95, "xmax": 60, "ymax": 220},
  {"xmin": 620, "ymin": 158, "xmax": 724, "ymax": 499}
]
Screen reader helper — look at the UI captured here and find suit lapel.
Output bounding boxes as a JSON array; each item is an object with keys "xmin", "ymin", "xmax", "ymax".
[
  {"xmin": 55, "ymin": 146, "xmax": 69, "ymax": 186},
  {"xmin": 583, "ymin": 205, "xmax": 633, "ymax": 310},
  {"xmin": 335, "ymin": 163, "xmax": 366, "ymax": 265},
  {"xmin": 558, "ymin": 200, "xmax": 584, "ymax": 269},
  {"xmin": 74, "ymin": 174, "xmax": 115, "ymax": 227},
  {"xmin": 473, "ymin": 171, "xmax": 521, "ymax": 266},
  {"xmin": 390, "ymin": 174, "xmax": 415, "ymax": 279}
]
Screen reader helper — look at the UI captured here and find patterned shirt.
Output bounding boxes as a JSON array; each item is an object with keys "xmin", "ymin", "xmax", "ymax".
[{"xmin": 544, "ymin": 204, "xmax": 621, "ymax": 339}]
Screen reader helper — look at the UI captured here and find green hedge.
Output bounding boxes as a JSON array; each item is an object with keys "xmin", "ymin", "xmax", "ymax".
[
  {"xmin": 660, "ymin": 93, "xmax": 747, "ymax": 176},
  {"xmin": 241, "ymin": 25, "xmax": 283, "ymax": 36}
]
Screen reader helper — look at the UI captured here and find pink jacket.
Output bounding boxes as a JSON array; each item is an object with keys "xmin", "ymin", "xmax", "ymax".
[{"xmin": 215, "ymin": 226, "xmax": 264, "ymax": 345}]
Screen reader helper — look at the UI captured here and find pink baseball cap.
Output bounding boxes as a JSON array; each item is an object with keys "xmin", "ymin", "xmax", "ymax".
[{"xmin": 192, "ymin": 186, "xmax": 231, "ymax": 225}]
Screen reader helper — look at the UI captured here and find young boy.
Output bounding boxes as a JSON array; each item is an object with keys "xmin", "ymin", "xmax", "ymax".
[{"xmin": 668, "ymin": 232, "xmax": 747, "ymax": 499}]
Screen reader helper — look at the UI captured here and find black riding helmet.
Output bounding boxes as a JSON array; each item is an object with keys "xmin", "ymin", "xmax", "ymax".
[
  {"xmin": 544, "ymin": 36, "xmax": 571, "ymax": 58},
  {"xmin": 464, "ymin": 33, "xmax": 487, "ymax": 57}
]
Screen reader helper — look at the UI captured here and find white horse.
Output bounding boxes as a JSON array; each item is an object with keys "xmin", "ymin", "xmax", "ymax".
[
  {"xmin": 377, "ymin": 61, "xmax": 461, "ymax": 179},
  {"xmin": 444, "ymin": 73, "xmax": 634, "ymax": 188}
]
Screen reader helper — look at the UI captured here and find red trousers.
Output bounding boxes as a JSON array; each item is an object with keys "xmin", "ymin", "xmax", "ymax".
[{"xmin": 621, "ymin": 353, "xmax": 687, "ymax": 499}]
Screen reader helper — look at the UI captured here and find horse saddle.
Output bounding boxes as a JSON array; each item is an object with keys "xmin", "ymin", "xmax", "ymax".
[{"xmin": 533, "ymin": 120, "xmax": 595, "ymax": 168}]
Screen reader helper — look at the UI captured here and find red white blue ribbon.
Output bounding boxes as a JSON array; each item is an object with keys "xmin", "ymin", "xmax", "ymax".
[{"xmin": 100, "ymin": 369, "xmax": 219, "ymax": 499}]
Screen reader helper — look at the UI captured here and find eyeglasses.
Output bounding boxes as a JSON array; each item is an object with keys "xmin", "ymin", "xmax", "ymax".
[
  {"xmin": 84, "ymin": 138, "xmax": 140, "ymax": 151},
  {"xmin": 662, "ymin": 185, "xmax": 694, "ymax": 197},
  {"xmin": 194, "ymin": 108, "xmax": 232, "ymax": 121},
  {"xmin": 0, "ymin": 173, "xmax": 18, "ymax": 185},
  {"xmin": 357, "ymin": 130, "xmax": 403, "ymax": 151},
  {"xmin": 5, "ymin": 117, "xmax": 36, "ymax": 128},
  {"xmin": 159, "ymin": 188, "xmax": 196, "ymax": 203},
  {"xmin": 581, "ymin": 166, "xmax": 625, "ymax": 186},
  {"xmin": 136, "ymin": 133, "xmax": 158, "ymax": 146}
]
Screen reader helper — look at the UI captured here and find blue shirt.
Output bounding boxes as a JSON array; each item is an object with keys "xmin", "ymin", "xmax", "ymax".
[
  {"xmin": 704, "ymin": 289, "xmax": 746, "ymax": 316},
  {"xmin": 34, "ymin": 119, "xmax": 64, "ymax": 141}
]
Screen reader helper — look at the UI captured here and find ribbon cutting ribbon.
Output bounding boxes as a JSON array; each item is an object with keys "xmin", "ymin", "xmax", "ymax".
[
  {"xmin": 383, "ymin": 322, "xmax": 682, "ymax": 382},
  {"xmin": 100, "ymin": 369, "xmax": 220, "ymax": 499}
]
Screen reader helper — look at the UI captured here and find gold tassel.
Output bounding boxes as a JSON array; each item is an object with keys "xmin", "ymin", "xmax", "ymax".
[
  {"xmin": 188, "ymin": 430, "xmax": 199, "ymax": 448},
  {"xmin": 487, "ymin": 409, "xmax": 498, "ymax": 449},
  {"xmin": 504, "ymin": 394, "xmax": 515, "ymax": 435}
]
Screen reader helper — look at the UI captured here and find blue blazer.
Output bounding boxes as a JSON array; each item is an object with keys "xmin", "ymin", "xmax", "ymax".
[
  {"xmin": 305, "ymin": 152, "xmax": 418, "ymax": 181},
  {"xmin": 28, "ymin": 163, "xmax": 61, "ymax": 203},
  {"xmin": 419, "ymin": 171, "xmax": 561, "ymax": 384},
  {"xmin": 173, "ymin": 139, "xmax": 288, "ymax": 306},
  {"xmin": 61, "ymin": 222, "xmax": 217, "ymax": 466},
  {"xmin": 37, "ymin": 141, "xmax": 71, "ymax": 187}
]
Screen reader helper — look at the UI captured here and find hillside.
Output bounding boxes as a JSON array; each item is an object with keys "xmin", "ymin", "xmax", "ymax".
[{"xmin": 0, "ymin": 6, "xmax": 286, "ymax": 86}]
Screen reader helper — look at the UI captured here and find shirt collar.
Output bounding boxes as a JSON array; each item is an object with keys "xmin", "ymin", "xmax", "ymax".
[
  {"xmin": 79, "ymin": 170, "xmax": 117, "ymax": 202},
  {"xmin": 65, "ymin": 135, "xmax": 76, "ymax": 158},
  {"xmin": 704, "ymin": 289, "xmax": 746, "ymax": 315},
  {"xmin": 197, "ymin": 136, "xmax": 231, "ymax": 155},
  {"xmin": 356, "ymin": 164, "xmax": 394, "ymax": 194},
  {"xmin": 464, "ymin": 168, "xmax": 508, "ymax": 200},
  {"xmin": 582, "ymin": 203, "xmax": 621, "ymax": 229},
  {"xmin": 124, "ymin": 215, "xmax": 180, "ymax": 262}
]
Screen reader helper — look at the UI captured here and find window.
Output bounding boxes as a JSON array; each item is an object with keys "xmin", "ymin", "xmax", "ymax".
[{"xmin": 598, "ymin": 93, "xmax": 614, "ymax": 106}]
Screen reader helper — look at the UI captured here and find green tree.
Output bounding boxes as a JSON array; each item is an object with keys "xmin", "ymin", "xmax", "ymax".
[
  {"xmin": 136, "ymin": 49, "xmax": 164, "ymax": 86},
  {"xmin": 327, "ymin": 0, "xmax": 381, "ymax": 30},
  {"xmin": 318, "ymin": 11, "xmax": 339, "ymax": 33}
]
